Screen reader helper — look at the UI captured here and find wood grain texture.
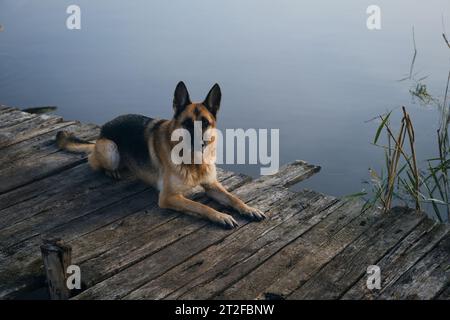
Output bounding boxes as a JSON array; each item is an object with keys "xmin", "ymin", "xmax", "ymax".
[
  {"xmin": 219, "ymin": 199, "xmax": 379, "ymax": 299},
  {"xmin": 342, "ymin": 220, "xmax": 449, "ymax": 299},
  {"xmin": 0, "ymin": 107, "xmax": 448, "ymax": 300},
  {"xmin": 40, "ymin": 239, "xmax": 72, "ymax": 300},
  {"xmin": 74, "ymin": 162, "xmax": 321, "ymax": 299},
  {"xmin": 378, "ymin": 232, "xmax": 450, "ymax": 299},
  {"xmin": 0, "ymin": 113, "xmax": 74, "ymax": 149},
  {"xmin": 0, "ymin": 109, "xmax": 37, "ymax": 129},
  {"xmin": 0, "ymin": 168, "xmax": 238, "ymax": 298},
  {"xmin": 0, "ymin": 122, "xmax": 99, "ymax": 171},
  {"xmin": 287, "ymin": 208, "xmax": 426, "ymax": 299}
]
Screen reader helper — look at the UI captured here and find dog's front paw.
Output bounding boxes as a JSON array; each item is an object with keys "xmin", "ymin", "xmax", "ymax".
[
  {"xmin": 239, "ymin": 205, "xmax": 266, "ymax": 221},
  {"xmin": 214, "ymin": 213, "xmax": 239, "ymax": 229}
]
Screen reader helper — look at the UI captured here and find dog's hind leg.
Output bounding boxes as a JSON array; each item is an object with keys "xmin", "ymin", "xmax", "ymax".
[{"xmin": 89, "ymin": 138, "xmax": 121, "ymax": 179}]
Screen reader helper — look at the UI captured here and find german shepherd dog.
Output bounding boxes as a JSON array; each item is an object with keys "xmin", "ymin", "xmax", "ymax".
[{"xmin": 56, "ymin": 82, "xmax": 265, "ymax": 228}]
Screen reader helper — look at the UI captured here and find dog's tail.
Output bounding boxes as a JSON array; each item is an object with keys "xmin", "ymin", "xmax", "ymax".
[{"xmin": 56, "ymin": 130, "xmax": 95, "ymax": 153}]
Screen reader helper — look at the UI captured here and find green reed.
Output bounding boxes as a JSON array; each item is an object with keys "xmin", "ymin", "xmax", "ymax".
[{"xmin": 356, "ymin": 28, "xmax": 450, "ymax": 222}]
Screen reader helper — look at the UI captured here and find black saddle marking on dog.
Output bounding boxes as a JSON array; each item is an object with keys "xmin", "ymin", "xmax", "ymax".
[{"xmin": 100, "ymin": 114, "xmax": 155, "ymax": 166}]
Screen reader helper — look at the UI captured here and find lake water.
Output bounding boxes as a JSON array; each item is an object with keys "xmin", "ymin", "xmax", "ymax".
[{"xmin": 1, "ymin": 0, "xmax": 450, "ymax": 198}]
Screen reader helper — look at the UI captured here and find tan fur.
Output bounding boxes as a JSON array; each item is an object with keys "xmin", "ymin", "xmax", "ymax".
[{"xmin": 88, "ymin": 138, "xmax": 120, "ymax": 171}]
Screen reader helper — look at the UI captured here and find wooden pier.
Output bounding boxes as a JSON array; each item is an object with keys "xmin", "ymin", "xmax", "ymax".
[{"xmin": 0, "ymin": 105, "xmax": 449, "ymax": 300}]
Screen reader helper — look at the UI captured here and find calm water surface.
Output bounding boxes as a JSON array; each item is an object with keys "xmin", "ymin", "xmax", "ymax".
[{"xmin": 1, "ymin": 0, "xmax": 450, "ymax": 197}]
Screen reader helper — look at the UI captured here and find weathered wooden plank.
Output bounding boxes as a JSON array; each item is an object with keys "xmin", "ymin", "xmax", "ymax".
[
  {"xmin": 0, "ymin": 162, "xmax": 92, "ymax": 213},
  {"xmin": 437, "ymin": 284, "xmax": 450, "ymax": 300},
  {"xmin": 74, "ymin": 189, "xmax": 297, "ymax": 300},
  {"xmin": 0, "ymin": 112, "xmax": 57, "ymax": 134},
  {"xmin": 0, "ymin": 149, "xmax": 89, "ymax": 194},
  {"xmin": 0, "ymin": 164, "xmax": 109, "ymax": 228},
  {"xmin": 116, "ymin": 191, "xmax": 322, "ymax": 298},
  {"xmin": 75, "ymin": 185, "xmax": 294, "ymax": 297},
  {"xmin": 65, "ymin": 174, "xmax": 250, "ymax": 295},
  {"xmin": 0, "ymin": 107, "xmax": 44, "ymax": 125},
  {"xmin": 127, "ymin": 192, "xmax": 338, "ymax": 300},
  {"xmin": 0, "ymin": 122, "xmax": 98, "ymax": 191},
  {"xmin": 342, "ymin": 220, "xmax": 449, "ymax": 300},
  {"xmin": 0, "ymin": 105, "xmax": 13, "ymax": 113},
  {"xmin": 0, "ymin": 167, "xmax": 231, "ymax": 229},
  {"xmin": 0, "ymin": 170, "xmax": 236, "ymax": 299},
  {"xmin": 378, "ymin": 233, "xmax": 450, "ymax": 299},
  {"xmin": 0, "ymin": 114, "xmax": 74, "ymax": 149},
  {"xmin": 70, "ymin": 171, "xmax": 243, "ymax": 266},
  {"xmin": 73, "ymin": 161, "xmax": 321, "ymax": 299},
  {"xmin": 0, "ymin": 166, "xmax": 148, "ymax": 249},
  {"xmin": 241, "ymin": 160, "xmax": 320, "ymax": 191},
  {"xmin": 0, "ymin": 107, "xmax": 28, "ymax": 119},
  {"xmin": 0, "ymin": 189, "xmax": 154, "ymax": 299},
  {"xmin": 287, "ymin": 207, "xmax": 425, "ymax": 299},
  {"xmin": 0, "ymin": 109, "xmax": 37, "ymax": 129},
  {"xmin": 40, "ymin": 239, "xmax": 72, "ymax": 300},
  {"xmin": 217, "ymin": 199, "xmax": 379, "ymax": 300},
  {"xmin": 0, "ymin": 122, "xmax": 99, "ymax": 170},
  {"xmin": 0, "ymin": 109, "xmax": 16, "ymax": 122}
]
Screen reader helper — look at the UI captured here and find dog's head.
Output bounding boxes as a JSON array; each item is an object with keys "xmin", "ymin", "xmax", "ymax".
[
  {"xmin": 171, "ymin": 81, "xmax": 221, "ymax": 151},
  {"xmin": 172, "ymin": 81, "xmax": 220, "ymax": 127}
]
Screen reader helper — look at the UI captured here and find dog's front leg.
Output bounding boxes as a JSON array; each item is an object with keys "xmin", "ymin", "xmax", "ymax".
[
  {"xmin": 203, "ymin": 181, "xmax": 266, "ymax": 221},
  {"xmin": 158, "ymin": 192, "xmax": 239, "ymax": 229}
]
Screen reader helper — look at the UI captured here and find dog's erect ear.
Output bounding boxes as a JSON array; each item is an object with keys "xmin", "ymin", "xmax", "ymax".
[
  {"xmin": 203, "ymin": 83, "xmax": 221, "ymax": 118},
  {"xmin": 173, "ymin": 81, "xmax": 191, "ymax": 118}
]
